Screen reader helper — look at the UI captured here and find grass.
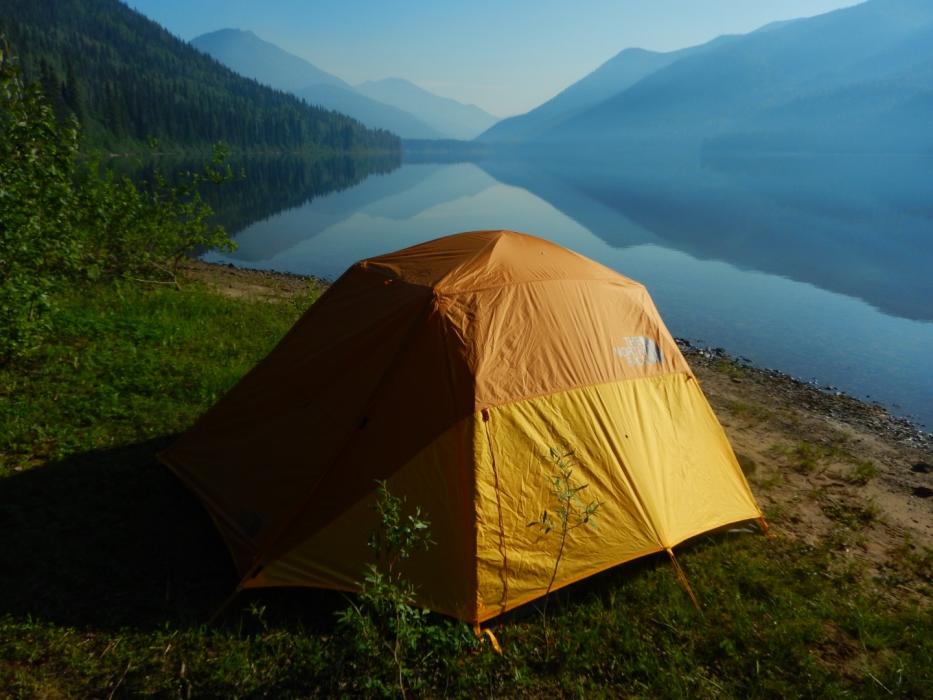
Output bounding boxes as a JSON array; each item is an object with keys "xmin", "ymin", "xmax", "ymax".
[
  {"xmin": 724, "ymin": 399, "xmax": 773, "ymax": 426},
  {"xmin": 0, "ymin": 281, "xmax": 312, "ymax": 475},
  {"xmin": 1, "ymin": 280, "xmax": 931, "ymax": 698},
  {"xmin": 768, "ymin": 435, "xmax": 880, "ymax": 486},
  {"xmin": 846, "ymin": 460, "xmax": 880, "ymax": 486}
]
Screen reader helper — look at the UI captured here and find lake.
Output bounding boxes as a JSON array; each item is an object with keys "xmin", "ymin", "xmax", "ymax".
[{"xmin": 203, "ymin": 150, "xmax": 933, "ymax": 429}]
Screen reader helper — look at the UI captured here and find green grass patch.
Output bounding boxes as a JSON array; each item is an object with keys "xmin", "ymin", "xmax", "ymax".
[
  {"xmin": 0, "ymin": 281, "xmax": 314, "ymax": 474},
  {"xmin": 846, "ymin": 460, "xmax": 880, "ymax": 486},
  {"xmin": 714, "ymin": 358, "xmax": 748, "ymax": 381},
  {"xmin": 1, "ymin": 281, "xmax": 930, "ymax": 698},
  {"xmin": 819, "ymin": 496, "xmax": 880, "ymax": 530},
  {"xmin": 725, "ymin": 399, "xmax": 773, "ymax": 426},
  {"xmin": 770, "ymin": 439, "xmax": 852, "ymax": 475}
]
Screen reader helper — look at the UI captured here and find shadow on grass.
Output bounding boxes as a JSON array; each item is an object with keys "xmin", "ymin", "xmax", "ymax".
[
  {"xmin": 0, "ymin": 438, "xmax": 346, "ymax": 632},
  {"xmin": 0, "ymin": 436, "xmax": 768, "ymax": 635}
]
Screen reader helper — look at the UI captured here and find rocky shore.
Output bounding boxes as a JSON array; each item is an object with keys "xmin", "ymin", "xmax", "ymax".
[{"xmin": 676, "ymin": 339, "xmax": 932, "ymax": 453}]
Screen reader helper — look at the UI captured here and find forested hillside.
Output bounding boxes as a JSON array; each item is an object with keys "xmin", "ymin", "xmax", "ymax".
[{"xmin": 0, "ymin": 0, "xmax": 399, "ymax": 153}]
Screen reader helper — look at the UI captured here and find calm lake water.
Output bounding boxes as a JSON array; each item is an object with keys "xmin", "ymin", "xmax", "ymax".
[{"xmin": 203, "ymin": 151, "xmax": 933, "ymax": 429}]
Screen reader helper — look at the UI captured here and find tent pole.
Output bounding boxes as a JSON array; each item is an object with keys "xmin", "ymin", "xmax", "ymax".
[
  {"xmin": 665, "ymin": 548, "xmax": 700, "ymax": 611},
  {"xmin": 481, "ymin": 409, "xmax": 510, "ymax": 618}
]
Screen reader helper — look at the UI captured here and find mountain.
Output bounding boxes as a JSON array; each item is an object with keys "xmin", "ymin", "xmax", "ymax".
[
  {"xmin": 293, "ymin": 84, "xmax": 445, "ymax": 140},
  {"xmin": 190, "ymin": 29, "xmax": 345, "ymax": 93},
  {"xmin": 0, "ymin": 0, "xmax": 398, "ymax": 153},
  {"xmin": 356, "ymin": 78, "xmax": 498, "ymax": 140},
  {"xmin": 192, "ymin": 30, "xmax": 447, "ymax": 139},
  {"xmin": 544, "ymin": 0, "xmax": 933, "ymax": 152},
  {"xmin": 477, "ymin": 34, "xmax": 736, "ymax": 143}
]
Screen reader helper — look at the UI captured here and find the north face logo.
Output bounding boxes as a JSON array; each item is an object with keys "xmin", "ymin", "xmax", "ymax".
[{"xmin": 613, "ymin": 336, "xmax": 662, "ymax": 366}]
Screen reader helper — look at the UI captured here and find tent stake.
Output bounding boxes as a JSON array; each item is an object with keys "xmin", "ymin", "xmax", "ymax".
[
  {"xmin": 665, "ymin": 548, "xmax": 701, "ymax": 611},
  {"xmin": 473, "ymin": 624, "xmax": 503, "ymax": 654},
  {"xmin": 758, "ymin": 516, "xmax": 774, "ymax": 538}
]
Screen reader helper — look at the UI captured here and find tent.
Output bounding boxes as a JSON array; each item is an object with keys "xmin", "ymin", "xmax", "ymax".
[{"xmin": 161, "ymin": 230, "xmax": 764, "ymax": 623}]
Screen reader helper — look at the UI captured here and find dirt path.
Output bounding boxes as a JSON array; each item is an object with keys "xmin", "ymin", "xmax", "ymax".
[{"xmin": 183, "ymin": 260, "xmax": 933, "ymax": 597}]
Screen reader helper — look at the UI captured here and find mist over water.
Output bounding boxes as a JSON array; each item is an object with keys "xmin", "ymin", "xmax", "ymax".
[{"xmin": 203, "ymin": 150, "xmax": 933, "ymax": 429}]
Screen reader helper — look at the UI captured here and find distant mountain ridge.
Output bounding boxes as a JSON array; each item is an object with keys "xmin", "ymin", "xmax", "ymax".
[
  {"xmin": 192, "ymin": 29, "xmax": 497, "ymax": 140},
  {"xmin": 479, "ymin": 0, "xmax": 933, "ymax": 153},
  {"xmin": 190, "ymin": 29, "xmax": 345, "ymax": 93},
  {"xmin": 477, "ymin": 35, "xmax": 737, "ymax": 143},
  {"xmin": 292, "ymin": 83, "xmax": 445, "ymax": 140},
  {"xmin": 356, "ymin": 78, "xmax": 497, "ymax": 139},
  {"xmin": 191, "ymin": 29, "xmax": 440, "ymax": 139}
]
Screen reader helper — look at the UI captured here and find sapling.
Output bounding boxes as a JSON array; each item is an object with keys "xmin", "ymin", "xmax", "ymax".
[
  {"xmin": 527, "ymin": 446, "xmax": 601, "ymax": 653},
  {"xmin": 336, "ymin": 481, "xmax": 434, "ymax": 699}
]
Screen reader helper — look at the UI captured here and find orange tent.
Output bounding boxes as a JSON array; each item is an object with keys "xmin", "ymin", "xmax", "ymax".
[{"xmin": 161, "ymin": 230, "xmax": 763, "ymax": 622}]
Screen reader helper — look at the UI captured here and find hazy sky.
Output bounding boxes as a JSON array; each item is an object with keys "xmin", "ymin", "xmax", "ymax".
[{"xmin": 130, "ymin": 0, "xmax": 864, "ymax": 117}]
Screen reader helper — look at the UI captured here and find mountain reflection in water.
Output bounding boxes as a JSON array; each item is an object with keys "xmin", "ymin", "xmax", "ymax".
[{"xmin": 202, "ymin": 150, "xmax": 933, "ymax": 428}]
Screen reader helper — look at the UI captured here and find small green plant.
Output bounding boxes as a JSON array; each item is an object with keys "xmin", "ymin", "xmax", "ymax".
[
  {"xmin": 714, "ymin": 358, "xmax": 746, "ymax": 380},
  {"xmin": 819, "ymin": 494, "xmax": 879, "ymax": 530},
  {"xmin": 528, "ymin": 446, "xmax": 601, "ymax": 652},
  {"xmin": 776, "ymin": 440, "xmax": 848, "ymax": 475},
  {"xmin": 336, "ymin": 481, "xmax": 439, "ymax": 698},
  {"xmin": 886, "ymin": 535, "xmax": 933, "ymax": 587},
  {"xmin": 725, "ymin": 399, "xmax": 773, "ymax": 425},
  {"xmin": 789, "ymin": 441, "xmax": 827, "ymax": 473},
  {"xmin": 845, "ymin": 459, "xmax": 878, "ymax": 486}
]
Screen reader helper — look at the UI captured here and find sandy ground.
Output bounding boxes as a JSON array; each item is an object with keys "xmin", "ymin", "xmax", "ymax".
[
  {"xmin": 182, "ymin": 259, "xmax": 325, "ymax": 301},
  {"xmin": 182, "ymin": 260, "xmax": 933, "ymax": 596},
  {"xmin": 686, "ymin": 344, "xmax": 932, "ymax": 595}
]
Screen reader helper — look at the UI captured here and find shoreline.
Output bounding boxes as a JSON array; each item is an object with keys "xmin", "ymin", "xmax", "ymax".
[{"xmin": 675, "ymin": 339, "xmax": 932, "ymax": 451}]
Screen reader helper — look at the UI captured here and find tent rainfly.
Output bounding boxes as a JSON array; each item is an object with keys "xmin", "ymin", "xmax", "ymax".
[{"xmin": 161, "ymin": 230, "xmax": 766, "ymax": 623}]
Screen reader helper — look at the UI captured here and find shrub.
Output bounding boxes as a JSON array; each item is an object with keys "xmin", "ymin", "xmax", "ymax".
[
  {"xmin": 0, "ymin": 40, "xmax": 82, "ymax": 360},
  {"xmin": 0, "ymin": 37, "xmax": 235, "ymax": 363},
  {"xmin": 74, "ymin": 146, "xmax": 236, "ymax": 284},
  {"xmin": 335, "ymin": 481, "xmax": 476, "ymax": 698}
]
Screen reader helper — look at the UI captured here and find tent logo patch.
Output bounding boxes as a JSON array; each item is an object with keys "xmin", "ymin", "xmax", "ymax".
[{"xmin": 613, "ymin": 336, "xmax": 662, "ymax": 366}]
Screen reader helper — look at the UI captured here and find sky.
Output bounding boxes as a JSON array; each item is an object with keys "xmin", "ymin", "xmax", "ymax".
[{"xmin": 129, "ymin": 0, "xmax": 865, "ymax": 117}]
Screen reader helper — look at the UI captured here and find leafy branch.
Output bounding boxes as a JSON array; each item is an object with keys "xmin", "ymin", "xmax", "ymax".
[
  {"xmin": 337, "ymin": 481, "xmax": 434, "ymax": 699},
  {"xmin": 527, "ymin": 446, "xmax": 601, "ymax": 654}
]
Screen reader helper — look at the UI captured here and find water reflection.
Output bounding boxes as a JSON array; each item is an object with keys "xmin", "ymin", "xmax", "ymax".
[
  {"xmin": 203, "ymin": 152, "xmax": 933, "ymax": 428},
  {"xmin": 480, "ymin": 151, "xmax": 933, "ymax": 322},
  {"xmin": 111, "ymin": 151, "xmax": 400, "ymax": 236}
]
